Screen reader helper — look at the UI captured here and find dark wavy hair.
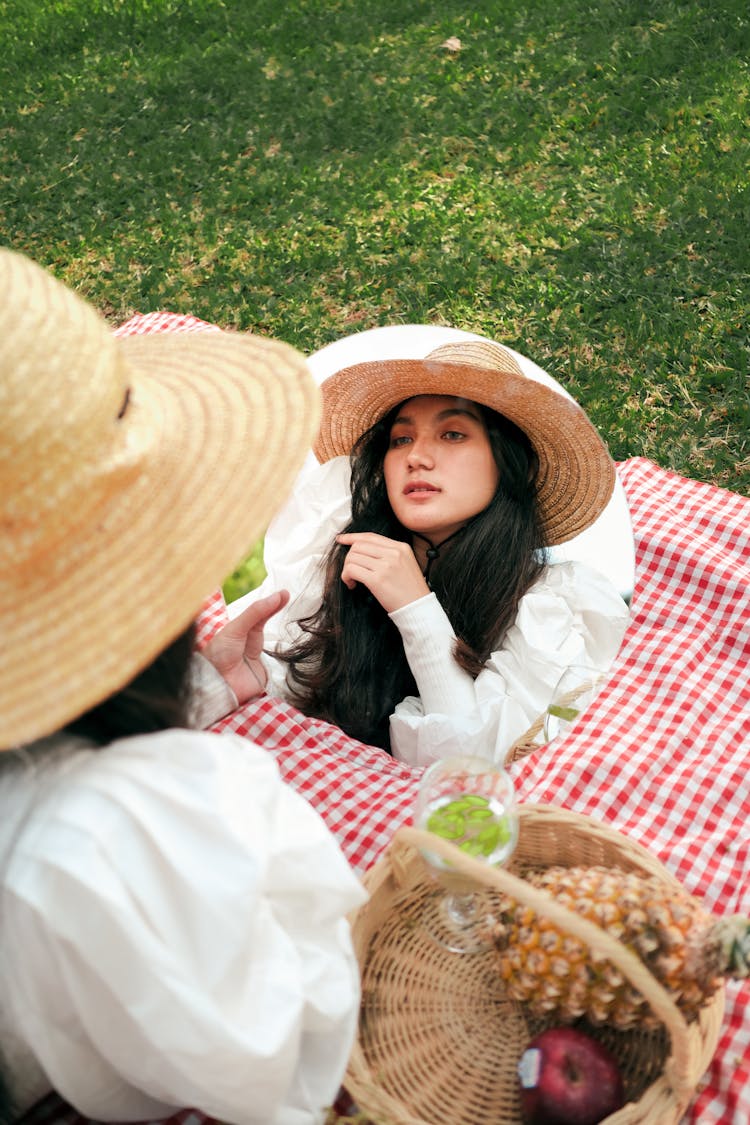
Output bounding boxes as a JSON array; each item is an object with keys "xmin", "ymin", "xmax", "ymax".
[
  {"xmin": 64, "ymin": 623, "xmax": 197, "ymax": 745},
  {"xmin": 0, "ymin": 1069, "xmax": 13, "ymax": 1125},
  {"xmin": 275, "ymin": 399, "xmax": 546, "ymax": 751}
]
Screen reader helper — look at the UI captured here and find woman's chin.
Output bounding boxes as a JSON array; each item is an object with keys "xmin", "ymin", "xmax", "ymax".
[{"xmin": 402, "ymin": 517, "xmax": 464, "ymax": 541}]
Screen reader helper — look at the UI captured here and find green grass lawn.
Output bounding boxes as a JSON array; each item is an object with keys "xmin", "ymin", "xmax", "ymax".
[{"xmin": 2, "ymin": 0, "xmax": 748, "ymax": 595}]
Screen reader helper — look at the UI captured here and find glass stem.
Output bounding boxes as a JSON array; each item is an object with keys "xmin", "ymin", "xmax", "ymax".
[{"xmin": 442, "ymin": 892, "xmax": 479, "ymax": 929}]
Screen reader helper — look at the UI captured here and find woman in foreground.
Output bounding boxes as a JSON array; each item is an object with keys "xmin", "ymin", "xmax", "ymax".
[{"xmin": 0, "ymin": 248, "xmax": 364, "ymax": 1125}]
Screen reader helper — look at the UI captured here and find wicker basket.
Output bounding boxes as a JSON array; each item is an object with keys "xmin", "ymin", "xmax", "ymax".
[{"xmin": 345, "ymin": 806, "xmax": 725, "ymax": 1125}]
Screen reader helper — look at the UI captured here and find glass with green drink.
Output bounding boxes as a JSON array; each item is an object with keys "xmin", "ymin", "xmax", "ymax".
[
  {"xmin": 543, "ymin": 663, "xmax": 607, "ymax": 743},
  {"xmin": 414, "ymin": 753, "xmax": 519, "ymax": 954}
]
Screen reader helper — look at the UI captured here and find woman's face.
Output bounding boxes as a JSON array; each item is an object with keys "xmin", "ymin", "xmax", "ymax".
[{"xmin": 383, "ymin": 395, "xmax": 499, "ymax": 543}]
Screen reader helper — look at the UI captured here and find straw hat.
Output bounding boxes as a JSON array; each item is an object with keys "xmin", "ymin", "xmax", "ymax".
[
  {"xmin": 0, "ymin": 248, "xmax": 320, "ymax": 749},
  {"xmin": 313, "ymin": 340, "xmax": 615, "ymax": 546}
]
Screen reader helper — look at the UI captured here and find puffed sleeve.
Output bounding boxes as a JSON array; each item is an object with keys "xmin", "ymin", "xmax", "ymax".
[
  {"xmin": 389, "ymin": 560, "xmax": 629, "ymax": 767},
  {"xmin": 3, "ymin": 730, "xmax": 365, "ymax": 1125}
]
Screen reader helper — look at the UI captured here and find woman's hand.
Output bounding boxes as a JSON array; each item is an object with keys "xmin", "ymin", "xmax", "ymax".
[
  {"xmin": 202, "ymin": 590, "xmax": 290, "ymax": 704},
  {"xmin": 336, "ymin": 533, "xmax": 430, "ymax": 613}
]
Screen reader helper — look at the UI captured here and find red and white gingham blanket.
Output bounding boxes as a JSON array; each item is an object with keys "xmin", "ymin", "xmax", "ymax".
[{"xmin": 20, "ymin": 313, "xmax": 749, "ymax": 1125}]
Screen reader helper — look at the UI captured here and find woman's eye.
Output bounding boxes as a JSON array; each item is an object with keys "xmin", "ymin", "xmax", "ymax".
[
  {"xmin": 390, "ymin": 434, "xmax": 412, "ymax": 448},
  {"xmin": 442, "ymin": 430, "xmax": 466, "ymax": 441}
]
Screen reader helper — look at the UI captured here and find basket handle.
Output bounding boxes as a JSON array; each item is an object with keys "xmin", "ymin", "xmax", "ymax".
[{"xmin": 394, "ymin": 825, "xmax": 695, "ymax": 1109}]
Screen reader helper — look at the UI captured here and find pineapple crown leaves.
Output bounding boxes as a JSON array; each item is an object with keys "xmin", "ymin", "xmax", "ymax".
[{"xmin": 714, "ymin": 916, "xmax": 750, "ymax": 979}]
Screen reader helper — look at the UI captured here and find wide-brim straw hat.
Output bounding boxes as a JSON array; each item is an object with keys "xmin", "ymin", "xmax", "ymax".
[
  {"xmin": 0, "ymin": 248, "xmax": 320, "ymax": 749},
  {"xmin": 313, "ymin": 340, "xmax": 615, "ymax": 546}
]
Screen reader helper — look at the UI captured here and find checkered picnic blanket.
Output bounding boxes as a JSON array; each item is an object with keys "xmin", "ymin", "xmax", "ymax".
[{"xmin": 19, "ymin": 313, "xmax": 748, "ymax": 1125}]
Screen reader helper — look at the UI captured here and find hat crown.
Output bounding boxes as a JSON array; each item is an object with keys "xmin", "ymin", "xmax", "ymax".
[
  {"xmin": 0, "ymin": 251, "xmax": 141, "ymax": 567},
  {"xmin": 424, "ymin": 340, "xmax": 525, "ymax": 378}
]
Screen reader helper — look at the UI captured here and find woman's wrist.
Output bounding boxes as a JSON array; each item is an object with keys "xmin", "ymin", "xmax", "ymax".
[{"xmin": 240, "ymin": 655, "xmax": 267, "ymax": 701}]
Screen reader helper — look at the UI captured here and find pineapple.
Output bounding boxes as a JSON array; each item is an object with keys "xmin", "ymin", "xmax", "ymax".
[{"xmin": 487, "ymin": 865, "xmax": 750, "ymax": 1030}]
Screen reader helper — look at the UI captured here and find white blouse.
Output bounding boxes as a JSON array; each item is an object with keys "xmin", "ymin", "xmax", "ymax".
[
  {"xmin": 231, "ymin": 457, "xmax": 631, "ymax": 766},
  {"xmin": 0, "ymin": 726, "xmax": 365, "ymax": 1123}
]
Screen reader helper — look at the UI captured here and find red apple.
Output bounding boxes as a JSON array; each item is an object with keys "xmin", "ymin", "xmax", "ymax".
[
  {"xmin": 518, "ymin": 1026, "xmax": 625, "ymax": 1125},
  {"xmin": 330, "ymin": 1086, "xmax": 360, "ymax": 1116}
]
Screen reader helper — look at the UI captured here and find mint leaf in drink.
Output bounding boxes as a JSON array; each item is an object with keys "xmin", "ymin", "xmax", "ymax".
[{"xmin": 547, "ymin": 704, "xmax": 580, "ymax": 722}]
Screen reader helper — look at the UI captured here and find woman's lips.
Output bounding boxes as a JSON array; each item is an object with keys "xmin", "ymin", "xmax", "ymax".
[{"xmin": 403, "ymin": 481, "xmax": 439, "ymax": 496}]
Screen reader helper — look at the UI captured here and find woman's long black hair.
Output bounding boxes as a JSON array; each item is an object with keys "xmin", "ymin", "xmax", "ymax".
[
  {"xmin": 276, "ymin": 399, "xmax": 546, "ymax": 751},
  {"xmin": 64, "ymin": 623, "xmax": 197, "ymax": 745},
  {"xmin": 0, "ymin": 1070, "xmax": 13, "ymax": 1125}
]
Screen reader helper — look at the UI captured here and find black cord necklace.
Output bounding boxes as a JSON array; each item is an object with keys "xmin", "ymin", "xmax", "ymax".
[{"xmin": 412, "ymin": 524, "xmax": 469, "ymax": 586}]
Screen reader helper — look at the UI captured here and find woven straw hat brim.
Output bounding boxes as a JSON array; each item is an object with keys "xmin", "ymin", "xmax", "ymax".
[
  {"xmin": 1, "ymin": 299, "xmax": 319, "ymax": 748},
  {"xmin": 313, "ymin": 357, "xmax": 615, "ymax": 546}
]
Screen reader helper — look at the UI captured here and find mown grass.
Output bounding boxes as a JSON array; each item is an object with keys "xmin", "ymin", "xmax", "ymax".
[{"xmin": 2, "ymin": 0, "xmax": 748, "ymax": 594}]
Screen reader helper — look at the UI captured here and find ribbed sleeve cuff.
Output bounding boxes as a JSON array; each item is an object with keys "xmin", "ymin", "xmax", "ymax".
[
  {"xmin": 389, "ymin": 593, "xmax": 477, "ymax": 716},
  {"xmin": 188, "ymin": 652, "xmax": 239, "ymax": 729}
]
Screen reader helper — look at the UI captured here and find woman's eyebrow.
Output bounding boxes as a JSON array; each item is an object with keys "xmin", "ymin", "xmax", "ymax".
[
  {"xmin": 391, "ymin": 406, "xmax": 482, "ymax": 426},
  {"xmin": 436, "ymin": 407, "xmax": 482, "ymax": 422}
]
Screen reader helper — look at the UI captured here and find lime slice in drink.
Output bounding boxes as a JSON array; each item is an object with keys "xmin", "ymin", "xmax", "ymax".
[{"xmin": 426, "ymin": 795, "xmax": 511, "ymax": 859}]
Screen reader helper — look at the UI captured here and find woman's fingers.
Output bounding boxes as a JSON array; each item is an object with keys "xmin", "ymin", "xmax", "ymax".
[
  {"xmin": 202, "ymin": 589, "xmax": 291, "ymax": 703},
  {"xmin": 231, "ymin": 589, "xmax": 291, "ymax": 655},
  {"xmin": 337, "ymin": 533, "xmax": 429, "ymax": 612}
]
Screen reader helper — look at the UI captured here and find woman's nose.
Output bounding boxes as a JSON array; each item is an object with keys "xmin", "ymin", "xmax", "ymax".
[{"xmin": 406, "ymin": 440, "xmax": 435, "ymax": 468}]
